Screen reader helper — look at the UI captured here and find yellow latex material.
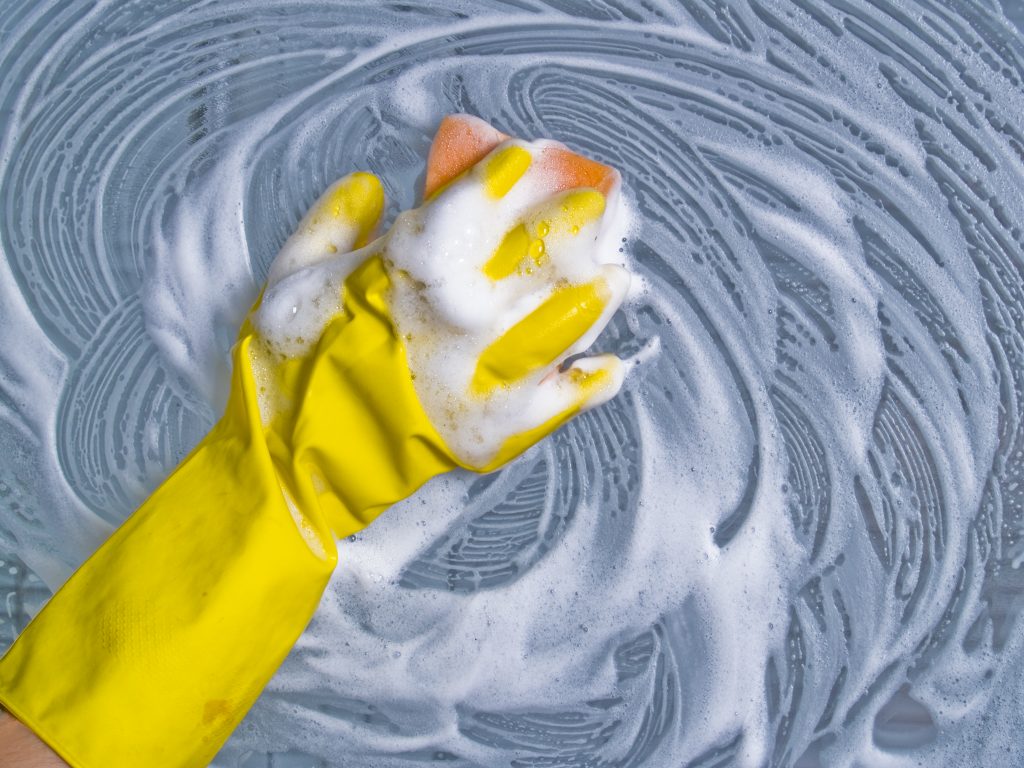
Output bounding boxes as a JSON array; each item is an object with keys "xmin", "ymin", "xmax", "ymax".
[
  {"xmin": 0, "ymin": 253, "xmax": 464, "ymax": 768},
  {"xmin": 481, "ymin": 363, "xmax": 612, "ymax": 471},
  {"xmin": 541, "ymin": 189, "xmax": 606, "ymax": 235},
  {"xmin": 258, "ymin": 255, "xmax": 460, "ymax": 536},
  {"xmin": 0, "ymin": 338, "xmax": 338, "ymax": 767},
  {"xmin": 320, "ymin": 172, "xmax": 384, "ymax": 235},
  {"xmin": 266, "ymin": 173, "xmax": 385, "ymax": 284},
  {"xmin": 481, "ymin": 145, "xmax": 532, "ymax": 197},
  {"xmin": 483, "ymin": 189, "xmax": 606, "ymax": 280},
  {"xmin": 0, "ymin": 124, "xmax": 626, "ymax": 768},
  {"xmin": 472, "ymin": 279, "xmax": 610, "ymax": 395},
  {"xmin": 486, "ymin": 223, "xmax": 534, "ymax": 280}
]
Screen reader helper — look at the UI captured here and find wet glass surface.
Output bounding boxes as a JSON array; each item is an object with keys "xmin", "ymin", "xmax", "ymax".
[{"xmin": 2, "ymin": 1, "xmax": 1024, "ymax": 765}]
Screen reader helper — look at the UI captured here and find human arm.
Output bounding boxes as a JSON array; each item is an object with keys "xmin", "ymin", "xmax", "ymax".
[{"xmin": 0, "ymin": 711, "xmax": 67, "ymax": 767}]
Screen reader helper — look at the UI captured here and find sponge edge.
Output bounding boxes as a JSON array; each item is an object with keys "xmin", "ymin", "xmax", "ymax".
[{"xmin": 424, "ymin": 114, "xmax": 509, "ymax": 198}]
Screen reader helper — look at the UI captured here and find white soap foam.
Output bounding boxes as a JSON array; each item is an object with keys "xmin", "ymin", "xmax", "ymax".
[
  {"xmin": 253, "ymin": 136, "xmax": 635, "ymax": 467},
  {"xmin": 1, "ymin": 2, "xmax": 1023, "ymax": 767}
]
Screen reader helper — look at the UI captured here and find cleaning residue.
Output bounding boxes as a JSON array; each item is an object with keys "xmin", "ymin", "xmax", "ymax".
[
  {"xmin": 255, "ymin": 126, "xmax": 632, "ymax": 468},
  {"xmin": 0, "ymin": 1, "xmax": 1022, "ymax": 766}
]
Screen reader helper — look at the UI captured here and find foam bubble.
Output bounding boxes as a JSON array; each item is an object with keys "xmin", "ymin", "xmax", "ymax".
[
  {"xmin": 1, "ymin": 2, "xmax": 1023, "ymax": 766},
  {"xmin": 255, "ymin": 137, "xmax": 634, "ymax": 466}
]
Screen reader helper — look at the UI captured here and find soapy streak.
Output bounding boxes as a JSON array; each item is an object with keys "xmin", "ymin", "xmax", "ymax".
[{"xmin": 1, "ymin": 2, "xmax": 1023, "ymax": 767}]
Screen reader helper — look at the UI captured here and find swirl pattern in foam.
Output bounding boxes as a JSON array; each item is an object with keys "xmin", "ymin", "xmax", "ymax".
[{"xmin": 1, "ymin": 1, "xmax": 1024, "ymax": 766}]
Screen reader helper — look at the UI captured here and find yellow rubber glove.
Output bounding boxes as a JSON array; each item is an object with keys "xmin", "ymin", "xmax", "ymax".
[{"xmin": 0, "ymin": 115, "xmax": 631, "ymax": 768}]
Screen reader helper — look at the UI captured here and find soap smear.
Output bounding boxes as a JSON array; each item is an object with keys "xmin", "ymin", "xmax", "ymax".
[{"xmin": 1, "ymin": 1, "xmax": 1023, "ymax": 767}]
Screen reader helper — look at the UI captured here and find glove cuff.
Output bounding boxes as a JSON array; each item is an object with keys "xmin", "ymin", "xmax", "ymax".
[{"xmin": 0, "ymin": 340, "xmax": 338, "ymax": 767}]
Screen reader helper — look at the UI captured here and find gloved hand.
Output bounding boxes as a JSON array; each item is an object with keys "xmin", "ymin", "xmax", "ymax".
[{"xmin": 0, "ymin": 115, "xmax": 632, "ymax": 768}]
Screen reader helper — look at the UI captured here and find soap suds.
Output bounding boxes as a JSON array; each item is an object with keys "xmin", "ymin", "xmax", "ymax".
[
  {"xmin": 1, "ymin": 2, "xmax": 1023, "ymax": 766},
  {"xmin": 254, "ymin": 137, "xmax": 633, "ymax": 467}
]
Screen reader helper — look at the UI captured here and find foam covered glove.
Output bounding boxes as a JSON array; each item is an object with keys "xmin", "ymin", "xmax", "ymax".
[{"xmin": 0, "ymin": 115, "xmax": 632, "ymax": 767}]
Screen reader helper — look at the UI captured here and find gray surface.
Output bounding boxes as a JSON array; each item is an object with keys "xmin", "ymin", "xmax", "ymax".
[{"xmin": 2, "ymin": 1, "xmax": 1024, "ymax": 766}]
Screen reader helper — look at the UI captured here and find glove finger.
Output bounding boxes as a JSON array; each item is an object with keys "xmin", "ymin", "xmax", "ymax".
[
  {"xmin": 267, "ymin": 171, "xmax": 384, "ymax": 286},
  {"xmin": 550, "ymin": 353, "xmax": 626, "ymax": 412},
  {"xmin": 476, "ymin": 143, "xmax": 534, "ymax": 199},
  {"xmin": 480, "ymin": 353, "xmax": 626, "ymax": 471},
  {"xmin": 471, "ymin": 264, "xmax": 630, "ymax": 395},
  {"xmin": 483, "ymin": 188, "xmax": 607, "ymax": 281}
]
